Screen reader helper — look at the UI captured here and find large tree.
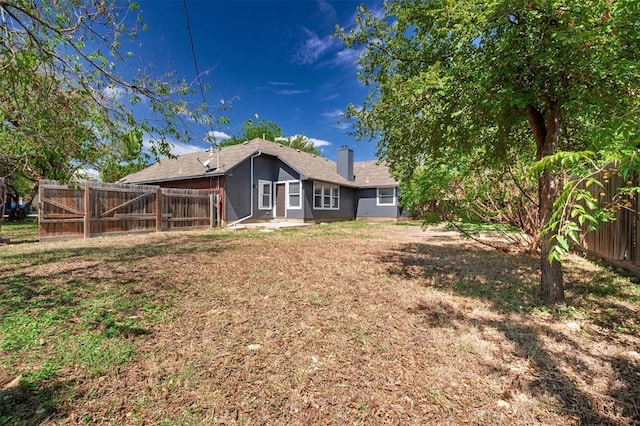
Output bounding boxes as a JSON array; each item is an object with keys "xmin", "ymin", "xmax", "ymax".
[
  {"xmin": 220, "ymin": 118, "xmax": 284, "ymax": 146},
  {"xmin": 338, "ymin": 0, "xmax": 640, "ymax": 305},
  {"xmin": 0, "ymin": 52, "xmax": 105, "ymax": 201},
  {"xmin": 220, "ymin": 118, "xmax": 322, "ymax": 156},
  {"xmin": 0, "ymin": 1, "xmax": 211, "ymax": 199}
]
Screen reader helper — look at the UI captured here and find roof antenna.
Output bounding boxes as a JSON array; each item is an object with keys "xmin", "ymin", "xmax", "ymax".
[
  {"xmin": 197, "ymin": 156, "xmax": 212, "ymax": 172},
  {"xmin": 204, "ymin": 132, "xmax": 220, "ymax": 170}
]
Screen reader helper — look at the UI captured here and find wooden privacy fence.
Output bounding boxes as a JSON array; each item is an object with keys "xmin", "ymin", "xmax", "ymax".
[
  {"xmin": 0, "ymin": 178, "xmax": 4, "ymax": 232},
  {"xmin": 581, "ymin": 167, "xmax": 639, "ymax": 269},
  {"xmin": 39, "ymin": 180, "xmax": 220, "ymax": 241}
]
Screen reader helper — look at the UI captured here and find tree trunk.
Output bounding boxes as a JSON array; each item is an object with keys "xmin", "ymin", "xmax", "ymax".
[{"xmin": 526, "ymin": 102, "xmax": 565, "ymax": 305}]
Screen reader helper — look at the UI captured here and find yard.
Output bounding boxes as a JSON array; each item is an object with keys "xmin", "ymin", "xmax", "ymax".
[{"xmin": 1, "ymin": 221, "xmax": 639, "ymax": 425}]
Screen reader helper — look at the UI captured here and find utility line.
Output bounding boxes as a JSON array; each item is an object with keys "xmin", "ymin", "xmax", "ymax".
[{"xmin": 182, "ymin": 0, "xmax": 216, "ymax": 142}]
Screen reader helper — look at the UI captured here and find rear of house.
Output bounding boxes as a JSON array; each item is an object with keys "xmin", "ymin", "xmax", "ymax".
[{"xmin": 119, "ymin": 138, "xmax": 401, "ymax": 225}]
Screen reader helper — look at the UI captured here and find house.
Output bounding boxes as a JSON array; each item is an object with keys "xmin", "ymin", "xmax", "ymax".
[{"xmin": 119, "ymin": 138, "xmax": 401, "ymax": 226}]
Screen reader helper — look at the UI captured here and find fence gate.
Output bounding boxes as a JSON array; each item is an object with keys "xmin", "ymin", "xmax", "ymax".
[{"xmin": 39, "ymin": 180, "xmax": 218, "ymax": 241}]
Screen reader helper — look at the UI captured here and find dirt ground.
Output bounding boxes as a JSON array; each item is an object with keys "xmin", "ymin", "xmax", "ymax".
[{"xmin": 1, "ymin": 222, "xmax": 639, "ymax": 425}]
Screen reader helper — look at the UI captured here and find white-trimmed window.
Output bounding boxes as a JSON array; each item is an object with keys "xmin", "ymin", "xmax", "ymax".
[
  {"xmin": 314, "ymin": 182, "xmax": 339, "ymax": 210},
  {"xmin": 287, "ymin": 181, "xmax": 301, "ymax": 209},
  {"xmin": 377, "ymin": 187, "xmax": 396, "ymax": 206},
  {"xmin": 258, "ymin": 180, "xmax": 272, "ymax": 210}
]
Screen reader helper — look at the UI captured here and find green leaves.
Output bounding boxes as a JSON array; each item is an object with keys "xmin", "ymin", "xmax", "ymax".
[
  {"xmin": 337, "ymin": 0, "xmax": 640, "ymax": 304},
  {"xmin": 0, "ymin": 0, "xmax": 223, "ymax": 194},
  {"xmin": 531, "ymin": 151, "xmax": 596, "ymax": 174},
  {"xmin": 218, "ymin": 118, "xmax": 322, "ymax": 156}
]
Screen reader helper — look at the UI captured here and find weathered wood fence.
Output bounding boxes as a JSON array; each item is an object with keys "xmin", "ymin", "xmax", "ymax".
[
  {"xmin": 0, "ymin": 178, "xmax": 5, "ymax": 233},
  {"xmin": 39, "ymin": 180, "xmax": 220, "ymax": 241},
  {"xmin": 581, "ymin": 167, "xmax": 639, "ymax": 269}
]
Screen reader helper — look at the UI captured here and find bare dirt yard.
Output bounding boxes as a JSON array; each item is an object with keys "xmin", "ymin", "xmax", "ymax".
[{"xmin": 1, "ymin": 221, "xmax": 639, "ymax": 425}]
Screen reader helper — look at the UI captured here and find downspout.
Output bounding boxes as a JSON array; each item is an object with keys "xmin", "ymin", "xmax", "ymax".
[{"xmin": 227, "ymin": 150, "xmax": 262, "ymax": 227}]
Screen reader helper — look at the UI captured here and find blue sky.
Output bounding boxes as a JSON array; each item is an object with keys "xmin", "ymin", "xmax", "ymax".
[{"xmin": 131, "ymin": 0, "xmax": 380, "ymax": 162}]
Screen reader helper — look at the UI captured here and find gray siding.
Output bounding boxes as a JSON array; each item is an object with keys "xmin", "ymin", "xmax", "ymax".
[
  {"xmin": 225, "ymin": 154, "xmax": 302, "ymax": 222},
  {"xmin": 276, "ymin": 160, "xmax": 304, "ymax": 219},
  {"xmin": 286, "ymin": 192, "xmax": 305, "ymax": 219},
  {"xmin": 303, "ymin": 181, "xmax": 356, "ymax": 221},
  {"xmin": 277, "ymin": 162, "xmax": 298, "ymax": 182},
  {"xmin": 356, "ymin": 188, "xmax": 400, "ymax": 219},
  {"xmin": 252, "ymin": 155, "xmax": 277, "ymax": 220},
  {"xmin": 224, "ymin": 153, "xmax": 398, "ymax": 223},
  {"xmin": 224, "ymin": 158, "xmax": 252, "ymax": 221}
]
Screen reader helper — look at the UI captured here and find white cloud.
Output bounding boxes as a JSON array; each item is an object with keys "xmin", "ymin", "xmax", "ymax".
[
  {"xmin": 207, "ymin": 130, "xmax": 231, "ymax": 141},
  {"xmin": 306, "ymin": 137, "xmax": 332, "ymax": 148},
  {"xmin": 267, "ymin": 81, "xmax": 308, "ymax": 95},
  {"xmin": 316, "ymin": 0, "xmax": 336, "ymax": 20},
  {"xmin": 273, "ymin": 89, "xmax": 309, "ymax": 96},
  {"xmin": 321, "ymin": 93, "xmax": 340, "ymax": 101},
  {"xmin": 322, "ymin": 109, "xmax": 345, "ymax": 120},
  {"xmin": 102, "ymin": 86, "xmax": 125, "ymax": 100},
  {"xmin": 268, "ymin": 81, "xmax": 295, "ymax": 86},
  {"xmin": 278, "ymin": 134, "xmax": 332, "ymax": 149},
  {"xmin": 293, "ymin": 27, "xmax": 336, "ymax": 64},
  {"xmin": 333, "ymin": 48, "xmax": 362, "ymax": 67},
  {"xmin": 142, "ymin": 135, "xmax": 203, "ymax": 157},
  {"xmin": 75, "ymin": 167, "xmax": 100, "ymax": 180},
  {"xmin": 322, "ymin": 109, "xmax": 352, "ymax": 130},
  {"xmin": 170, "ymin": 143, "xmax": 203, "ymax": 156}
]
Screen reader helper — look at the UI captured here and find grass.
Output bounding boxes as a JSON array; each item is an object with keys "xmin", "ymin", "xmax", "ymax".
[
  {"xmin": 0, "ymin": 231, "xmax": 178, "ymax": 424},
  {"xmin": 445, "ymin": 220, "xmax": 522, "ymax": 234},
  {"xmin": 0, "ymin": 222, "xmax": 639, "ymax": 424},
  {"xmin": 1, "ymin": 218, "xmax": 39, "ymax": 244}
]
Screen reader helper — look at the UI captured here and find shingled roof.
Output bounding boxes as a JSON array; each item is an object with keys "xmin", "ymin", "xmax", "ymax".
[{"xmin": 119, "ymin": 138, "xmax": 397, "ymax": 188}]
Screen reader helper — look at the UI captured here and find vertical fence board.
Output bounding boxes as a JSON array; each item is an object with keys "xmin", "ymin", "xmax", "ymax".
[
  {"xmin": 39, "ymin": 180, "xmax": 218, "ymax": 241},
  {"xmin": 0, "ymin": 178, "xmax": 4, "ymax": 234},
  {"xmin": 156, "ymin": 187, "xmax": 162, "ymax": 232},
  {"xmin": 581, "ymin": 167, "xmax": 638, "ymax": 269},
  {"xmin": 83, "ymin": 181, "xmax": 91, "ymax": 239}
]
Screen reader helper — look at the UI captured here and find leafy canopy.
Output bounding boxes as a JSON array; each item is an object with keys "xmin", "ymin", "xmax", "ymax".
[
  {"xmin": 220, "ymin": 118, "xmax": 322, "ymax": 156},
  {"xmin": 339, "ymin": 0, "xmax": 638, "ymax": 169},
  {"xmin": 0, "ymin": 0, "xmax": 217, "ymax": 198},
  {"xmin": 338, "ymin": 0, "xmax": 640, "ymax": 305}
]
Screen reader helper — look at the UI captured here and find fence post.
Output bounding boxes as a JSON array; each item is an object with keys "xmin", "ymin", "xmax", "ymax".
[
  {"xmin": 209, "ymin": 193, "xmax": 215, "ymax": 228},
  {"xmin": 83, "ymin": 181, "xmax": 91, "ymax": 239},
  {"xmin": 156, "ymin": 186, "xmax": 162, "ymax": 232},
  {"xmin": 0, "ymin": 178, "xmax": 5, "ymax": 240},
  {"xmin": 216, "ymin": 193, "xmax": 221, "ymax": 228}
]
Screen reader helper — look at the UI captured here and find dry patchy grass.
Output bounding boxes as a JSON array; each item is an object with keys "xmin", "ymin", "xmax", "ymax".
[{"xmin": 1, "ymin": 221, "xmax": 639, "ymax": 425}]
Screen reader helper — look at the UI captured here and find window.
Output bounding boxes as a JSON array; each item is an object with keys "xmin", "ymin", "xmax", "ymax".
[
  {"xmin": 258, "ymin": 180, "xmax": 272, "ymax": 210},
  {"xmin": 287, "ymin": 181, "xmax": 301, "ymax": 209},
  {"xmin": 313, "ymin": 182, "xmax": 339, "ymax": 210},
  {"xmin": 377, "ymin": 187, "xmax": 396, "ymax": 206}
]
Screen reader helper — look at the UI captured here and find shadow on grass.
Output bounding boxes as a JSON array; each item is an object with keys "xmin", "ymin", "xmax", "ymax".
[
  {"xmin": 0, "ymin": 233, "xmax": 236, "ymax": 405},
  {"xmin": 408, "ymin": 297, "xmax": 639, "ymax": 424},
  {"xmin": 0, "ymin": 236, "xmax": 233, "ymax": 321},
  {"xmin": 605, "ymin": 355, "xmax": 640, "ymax": 421},
  {"xmin": 0, "ymin": 234, "xmax": 230, "ymax": 270},
  {"xmin": 380, "ymin": 242, "xmax": 541, "ymax": 311},
  {"xmin": 384, "ymin": 241, "xmax": 640, "ymax": 424},
  {"xmin": 492, "ymin": 320, "xmax": 638, "ymax": 424},
  {"xmin": 381, "ymin": 242, "xmax": 640, "ymax": 324},
  {"xmin": 0, "ymin": 380, "xmax": 76, "ymax": 426}
]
